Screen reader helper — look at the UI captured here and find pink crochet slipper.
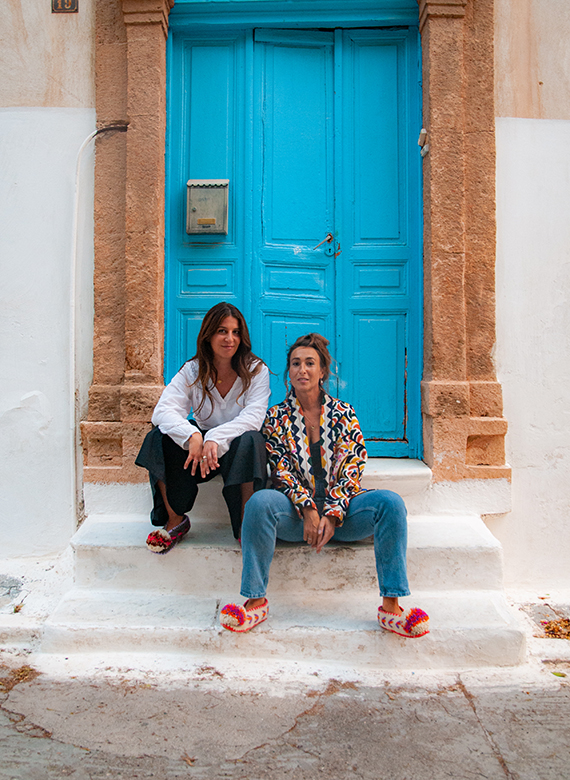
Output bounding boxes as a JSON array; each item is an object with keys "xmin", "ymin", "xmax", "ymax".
[
  {"xmin": 220, "ymin": 599, "xmax": 268, "ymax": 633},
  {"xmin": 378, "ymin": 606, "xmax": 430, "ymax": 638},
  {"xmin": 146, "ymin": 517, "xmax": 190, "ymax": 554}
]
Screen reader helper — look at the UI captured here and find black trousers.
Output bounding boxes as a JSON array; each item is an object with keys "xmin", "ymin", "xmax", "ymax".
[{"xmin": 136, "ymin": 426, "xmax": 268, "ymax": 539}]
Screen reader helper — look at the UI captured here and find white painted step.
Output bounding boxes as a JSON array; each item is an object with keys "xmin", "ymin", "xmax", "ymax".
[
  {"xmin": 84, "ymin": 459, "xmax": 434, "ymax": 517},
  {"xmin": 41, "ymin": 588, "xmax": 525, "ymax": 669},
  {"xmin": 47, "ymin": 461, "xmax": 522, "ymax": 669},
  {"xmin": 72, "ymin": 514, "xmax": 504, "ymax": 593},
  {"xmin": 362, "ymin": 457, "xmax": 432, "ymax": 495},
  {"xmin": 83, "ymin": 458, "xmax": 512, "ymax": 528}
]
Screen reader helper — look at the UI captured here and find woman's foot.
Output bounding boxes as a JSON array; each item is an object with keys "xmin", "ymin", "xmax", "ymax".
[
  {"xmin": 165, "ymin": 514, "xmax": 185, "ymax": 533},
  {"xmin": 378, "ymin": 605, "xmax": 430, "ymax": 638},
  {"xmin": 220, "ymin": 599, "xmax": 269, "ymax": 632},
  {"xmin": 146, "ymin": 516, "xmax": 190, "ymax": 554}
]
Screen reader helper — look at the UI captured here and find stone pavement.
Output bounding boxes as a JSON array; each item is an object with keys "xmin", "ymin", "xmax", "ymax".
[{"xmin": 0, "ymin": 651, "xmax": 569, "ymax": 780}]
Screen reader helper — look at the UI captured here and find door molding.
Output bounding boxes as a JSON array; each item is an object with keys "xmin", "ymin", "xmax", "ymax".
[
  {"xmin": 83, "ymin": 0, "xmax": 510, "ymax": 484},
  {"xmin": 169, "ymin": 0, "xmax": 419, "ymax": 27}
]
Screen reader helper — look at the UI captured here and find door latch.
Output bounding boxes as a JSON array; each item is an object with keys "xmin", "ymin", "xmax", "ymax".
[
  {"xmin": 312, "ymin": 232, "xmax": 335, "ymax": 255},
  {"xmin": 312, "ymin": 232, "xmax": 334, "ymax": 251}
]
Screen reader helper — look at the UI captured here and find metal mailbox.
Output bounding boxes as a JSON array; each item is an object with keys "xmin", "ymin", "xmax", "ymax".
[{"xmin": 186, "ymin": 179, "xmax": 229, "ymax": 235}]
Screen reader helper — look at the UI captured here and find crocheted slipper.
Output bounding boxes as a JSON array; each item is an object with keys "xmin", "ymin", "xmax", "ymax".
[
  {"xmin": 220, "ymin": 599, "xmax": 268, "ymax": 633},
  {"xmin": 146, "ymin": 516, "xmax": 190, "ymax": 554},
  {"xmin": 378, "ymin": 606, "xmax": 430, "ymax": 638}
]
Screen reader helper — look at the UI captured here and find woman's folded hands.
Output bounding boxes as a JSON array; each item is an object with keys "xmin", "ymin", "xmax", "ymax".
[{"xmin": 302, "ymin": 507, "xmax": 336, "ymax": 553}]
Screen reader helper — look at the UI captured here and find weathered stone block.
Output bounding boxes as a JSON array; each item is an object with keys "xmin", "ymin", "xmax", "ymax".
[
  {"xmin": 469, "ymin": 381, "xmax": 504, "ymax": 417},
  {"xmin": 422, "ymin": 380, "xmax": 470, "ymax": 418},
  {"xmin": 88, "ymin": 385, "xmax": 121, "ymax": 422},
  {"xmin": 120, "ymin": 384, "xmax": 163, "ymax": 421}
]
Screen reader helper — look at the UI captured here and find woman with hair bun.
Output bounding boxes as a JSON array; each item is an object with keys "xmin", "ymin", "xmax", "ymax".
[
  {"xmin": 220, "ymin": 332, "xmax": 429, "ymax": 638},
  {"xmin": 136, "ymin": 302, "xmax": 270, "ymax": 552}
]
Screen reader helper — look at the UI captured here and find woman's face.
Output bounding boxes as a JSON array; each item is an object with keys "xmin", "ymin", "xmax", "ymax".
[
  {"xmin": 289, "ymin": 347, "xmax": 324, "ymax": 395},
  {"xmin": 209, "ymin": 316, "xmax": 241, "ymax": 362}
]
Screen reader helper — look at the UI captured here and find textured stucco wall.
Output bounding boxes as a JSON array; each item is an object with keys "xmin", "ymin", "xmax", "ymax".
[
  {"xmin": 490, "ymin": 0, "xmax": 570, "ymax": 588},
  {"xmin": 0, "ymin": 1, "xmax": 95, "ymax": 556},
  {"xmin": 495, "ymin": 0, "xmax": 570, "ymax": 120},
  {"xmin": 0, "ymin": 0, "xmax": 94, "ymax": 108}
]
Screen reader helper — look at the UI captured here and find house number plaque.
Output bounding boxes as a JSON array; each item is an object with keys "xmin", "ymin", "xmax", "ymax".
[{"xmin": 52, "ymin": 0, "xmax": 78, "ymax": 12}]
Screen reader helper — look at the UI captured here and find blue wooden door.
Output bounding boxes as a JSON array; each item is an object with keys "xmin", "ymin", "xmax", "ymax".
[{"xmin": 166, "ymin": 27, "xmax": 422, "ymax": 457}]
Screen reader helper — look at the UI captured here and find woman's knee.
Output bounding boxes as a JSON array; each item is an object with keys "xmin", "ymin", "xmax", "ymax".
[
  {"xmin": 372, "ymin": 490, "xmax": 407, "ymax": 523},
  {"xmin": 162, "ymin": 433, "xmax": 188, "ymax": 470},
  {"xmin": 243, "ymin": 489, "xmax": 288, "ymax": 519}
]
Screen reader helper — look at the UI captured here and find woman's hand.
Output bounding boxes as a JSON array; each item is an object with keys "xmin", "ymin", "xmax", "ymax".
[
  {"xmin": 303, "ymin": 507, "xmax": 321, "ymax": 547},
  {"xmin": 200, "ymin": 440, "xmax": 219, "ymax": 478},
  {"xmin": 303, "ymin": 507, "xmax": 334, "ymax": 551},
  {"xmin": 315, "ymin": 515, "xmax": 336, "ymax": 553},
  {"xmin": 184, "ymin": 431, "xmax": 204, "ymax": 475}
]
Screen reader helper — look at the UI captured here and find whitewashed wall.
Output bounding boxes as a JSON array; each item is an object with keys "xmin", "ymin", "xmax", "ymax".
[
  {"xmin": 0, "ymin": 2, "xmax": 95, "ymax": 556},
  {"xmin": 491, "ymin": 117, "xmax": 570, "ymax": 589},
  {"xmin": 491, "ymin": 0, "xmax": 570, "ymax": 589}
]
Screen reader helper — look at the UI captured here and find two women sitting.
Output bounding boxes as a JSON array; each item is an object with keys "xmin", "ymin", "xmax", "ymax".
[{"xmin": 137, "ymin": 304, "xmax": 429, "ymax": 639}]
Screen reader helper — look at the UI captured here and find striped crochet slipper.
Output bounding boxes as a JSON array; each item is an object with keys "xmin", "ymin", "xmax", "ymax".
[
  {"xmin": 378, "ymin": 606, "xmax": 430, "ymax": 638},
  {"xmin": 146, "ymin": 516, "xmax": 190, "ymax": 554},
  {"xmin": 220, "ymin": 599, "xmax": 269, "ymax": 633}
]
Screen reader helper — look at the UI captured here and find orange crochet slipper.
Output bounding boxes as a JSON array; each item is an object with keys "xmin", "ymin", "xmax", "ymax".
[
  {"xmin": 378, "ymin": 606, "xmax": 430, "ymax": 638},
  {"xmin": 220, "ymin": 599, "xmax": 268, "ymax": 633}
]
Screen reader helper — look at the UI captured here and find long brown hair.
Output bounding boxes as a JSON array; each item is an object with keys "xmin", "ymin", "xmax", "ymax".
[{"xmin": 190, "ymin": 302, "xmax": 263, "ymax": 415}]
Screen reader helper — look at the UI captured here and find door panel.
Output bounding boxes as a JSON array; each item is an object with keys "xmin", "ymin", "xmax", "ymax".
[
  {"xmin": 188, "ymin": 46, "xmax": 232, "ymax": 174},
  {"xmin": 261, "ymin": 37, "xmax": 332, "ymax": 240},
  {"xmin": 252, "ymin": 29, "xmax": 336, "ymax": 401},
  {"xmin": 166, "ymin": 26, "xmax": 422, "ymax": 456},
  {"xmin": 353, "ymin": 42, "xmax": 400, "ymax": 240},
  {"xmin": 351, "ymin": 313, "xmax": 405, "ymax": 437}
]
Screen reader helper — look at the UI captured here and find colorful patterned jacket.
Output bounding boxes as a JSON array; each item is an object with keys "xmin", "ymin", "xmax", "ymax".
[{"xmin": 262, "ymin": 390, "xmax": 367, "ymax": 526}]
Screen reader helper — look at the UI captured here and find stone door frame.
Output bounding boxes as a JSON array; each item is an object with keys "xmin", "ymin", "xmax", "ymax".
[{"xmin": 82, "ymin": 0, "xmax": 510, "ymax": 484}]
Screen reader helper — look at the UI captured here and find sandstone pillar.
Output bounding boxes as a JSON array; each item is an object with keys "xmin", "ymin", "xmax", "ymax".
[
  {"xmin": 419, "ymin": 0, "xmax": 510, "ymax": 480},
  {"xmin": 82, "ymin": 0, "xmax": 173, "ymax": 482}
]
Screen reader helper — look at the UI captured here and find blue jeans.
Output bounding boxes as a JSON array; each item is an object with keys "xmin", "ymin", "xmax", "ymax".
[{"xmin": 240, "ymin": 489, "xmax": 410, "ymax": 599}]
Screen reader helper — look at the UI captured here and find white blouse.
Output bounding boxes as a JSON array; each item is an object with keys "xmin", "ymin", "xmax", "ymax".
[{"xmin": 151, "ymin": 359, "xmax": 271, "ymax": 457}]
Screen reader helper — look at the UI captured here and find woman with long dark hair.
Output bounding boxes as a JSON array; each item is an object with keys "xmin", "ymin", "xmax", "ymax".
[
  {"xmin": 220, "ymin": 332, "xmax": 429, "ymax": 638},
  {"xmin": 136, "ymin": 302, "xmax": 270, "ymax": 552}
]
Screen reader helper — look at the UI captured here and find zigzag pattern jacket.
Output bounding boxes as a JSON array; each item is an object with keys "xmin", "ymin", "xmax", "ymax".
[{"xmin": 262, "ymin": 390, "xmax": 368, "ymax": 526}]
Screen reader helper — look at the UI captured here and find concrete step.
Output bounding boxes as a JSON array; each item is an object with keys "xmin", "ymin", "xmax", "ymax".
[
  {"xmin": 83, "ymin": 459, "xmax": 434, "ymax": 518},
  {"xmin": 361, "ymin": 457, "xmax": 432, "ymax": 495},
  {"xmin": 72, "ymin": 514, "xmax": 504, "ymax": 594},
  {"xmin": 41, "ymin": 588, "xmax": 525, "ymax": 669},
  {"xmin": 65, "ymin": 462, "xmax": 523, "ymax": 670}
]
